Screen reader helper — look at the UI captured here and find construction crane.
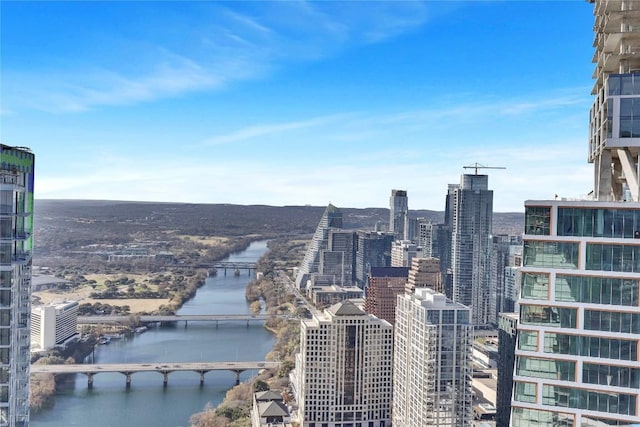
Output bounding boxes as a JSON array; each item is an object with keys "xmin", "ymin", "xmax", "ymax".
[{"xmin": 462, "ymin": 162, "xmax": 506, "ymax": 175}]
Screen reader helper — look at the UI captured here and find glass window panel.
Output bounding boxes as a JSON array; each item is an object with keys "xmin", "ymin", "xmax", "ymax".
[
  {"xmin": 609, "ymin": 75, "xmax": 621, "ymax": 96},
  {"xmin": 622, "ymin": 75, "xmax": 635, "ymax": 95}
]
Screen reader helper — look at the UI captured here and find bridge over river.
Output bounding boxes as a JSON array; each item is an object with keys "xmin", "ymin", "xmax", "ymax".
[
  {"xmin": 77, "ymin": 314, "xmax": 291, "ymax": 327},
  {"xmin": 31, "ymin": 361, "xmax": 280, "ymax": 388}
]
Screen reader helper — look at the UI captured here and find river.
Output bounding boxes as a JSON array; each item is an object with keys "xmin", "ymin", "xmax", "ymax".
[{"xmin": 31, "ymin": 240, "xmax": 275, "ymax": 427}]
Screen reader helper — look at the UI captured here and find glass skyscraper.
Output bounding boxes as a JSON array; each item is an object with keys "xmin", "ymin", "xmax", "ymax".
[
  {"xmin": 0, "ymin": 145, "xmax": 35, "ymax": 427},
  {"xmin": 447, "ymin": 173, "xmax": 493, "ymax": 325},
  {"xmin": 389, "ymin": 189, "xmax": 408, "ymax": 241}
]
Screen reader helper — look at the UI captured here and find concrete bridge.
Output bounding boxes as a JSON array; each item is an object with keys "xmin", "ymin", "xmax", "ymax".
[
  {"xmin": 77, "ymin": 314, "xmax": 291, "ymax": 327},
  {"xmin": 194, "ymin": 261, "xmax": 257, "ymax": 276},
  {"xmin": 31, "ymin": 361, "xmax": 279, "ymax": 388}
]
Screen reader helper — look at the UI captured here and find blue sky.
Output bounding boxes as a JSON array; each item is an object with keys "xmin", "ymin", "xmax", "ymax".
[{"xmin": 1, "ymin": 1, "xmax": 595, "ymax": 212}]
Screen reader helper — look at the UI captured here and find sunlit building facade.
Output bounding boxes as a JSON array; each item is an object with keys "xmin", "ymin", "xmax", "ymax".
[
  {"xmin": 290, "ymin": 300, "xmax": 393, "ymax": 427},
  {"xmin": 511, "ymin": 200, "xmax": 640, "ymax": 426},
  {"xmin": 589, "ymin": 0, "xmax": 640, "ymax": 202},
  {"xmin": 0, "ymin": 145, "xmax": 35, "ymax": 427},
  {"xmin": 393, "ymin": 287, "xmax": 473, "ymax": 426},
  {"xmin": 296, "ymin": 204, "xmax": 343, "ymax": 289},
  {"xmin": 447, "ymin": 173, "xmax": 493, "ymax": 325}
]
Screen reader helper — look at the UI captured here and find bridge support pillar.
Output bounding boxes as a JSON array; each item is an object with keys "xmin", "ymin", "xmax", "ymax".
[
  {"xmin": 233, "ymin": 370, "xmax": 244, "ymax": 385},
  {"xmin": 125, "ymin": 373, "xmax": 132, "ymax": 388},
  {"xmin": 163, "ymin": 372, "xmax": 169, "ymax": 387},
  {"xmin": 200, "ymin": 372, "xmax": 205, "ymax": 386},
  {"xmin": 246, "ymin": 320, "xmax": 249, "ymax": 328},
  {"xmin": 87, "ymin": 373, "xmax": 94, "ymax": 389},
  {"xmin": 184, "ymin": 321, "xmax": 188, "ymax": 329},
  {"xmin": 216, "ymin": 320, "xmax": 219, "ymax": 329},
  {"xmin": 224, "ymin": 268, "xmax": 227, "ymax": 276}
]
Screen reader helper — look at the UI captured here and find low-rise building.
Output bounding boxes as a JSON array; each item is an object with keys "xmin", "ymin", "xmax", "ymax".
[
  {"xmin": 31, "ymin": 301, "xmax": 79, "ymax": 351},
  {"xmin": 251, "ymin": 390, "xmax": 292, "ymax": 427}
]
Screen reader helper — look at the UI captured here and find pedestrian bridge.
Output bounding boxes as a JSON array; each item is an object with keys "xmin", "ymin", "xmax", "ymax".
[{"xmin": 31, "ymin": 361, "xmax": 280, "ymax": 388}]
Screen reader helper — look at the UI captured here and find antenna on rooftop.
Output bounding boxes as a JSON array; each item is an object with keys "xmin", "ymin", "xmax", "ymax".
[{"xmin": 463, "ymin": 162, "xmax": 506, "ymax": 175}]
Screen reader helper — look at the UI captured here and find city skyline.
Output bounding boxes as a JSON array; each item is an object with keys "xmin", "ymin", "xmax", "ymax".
[{"xmin": 1, "ymin": 1, "xmax": 594, "ymax": 211}]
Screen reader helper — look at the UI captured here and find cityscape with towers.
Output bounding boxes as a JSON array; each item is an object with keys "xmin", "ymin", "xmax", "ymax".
[{"xmin": 3, "ymin": 1, "xmax": 640, "ymax": 427}]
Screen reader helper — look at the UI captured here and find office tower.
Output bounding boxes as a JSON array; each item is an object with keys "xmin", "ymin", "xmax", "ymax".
[
  {"xmin": 31, "ymin": 301, "xmax": 79, "ymax": 351},
  {"xmin": 447, "ymin": 174, "xmax": 493, "ymax": 325},
  {"xmin": 488, "ymin": 235, "xmax": 523, "ymax": 326},
  {"xmin": 497, "ymin": 313, "xmax": 518, "ymax": 427},
  {"xmin": 589, "ymin": 0, "xmax": 640, "ymax": 202},
  {"xmin": 290, "ymin": 300, "xmax": 393, "ymax": 427},
  {"xmin": 354, "ymin": 231, "xmax": 393, "ymax": 288},
  {"xmin": 502, "ymin": 265, "xmax": 520, "ymax": 314},
  {"xmin": 405, "ymin": 257, "xmax": 443, "ymax": 294},
  {"xmin": 417, "ymin": 219, "xmax": 448, "ymax": 259},
  {"xmin": 296, "ymin": 204, "xmax": 343, "ymax": 289},
  {"xmin": 325, "ymin": 230, "xmax": 356, "ymax": 286},
  {"xmin": 406, "ymin": 217, "xmax": 419, "ymax": 243},
  {"xmin": 393, "ymin": 288, "xmax": 473, "ymax": 427},
  {"xmin": 390, "ymin": 240, "xmax": 422, "ymax": 267},
  {"xmin": 512, "ymin": 200, "xmax": 640, "ymax": 426},
  {"xmin": 0, "ymin": 145, "xmax": 35, "ymax": 427},
  {"xmin": 389, "ymin": 189, "xmax": 408, "ymax": 241},
  {"xmin": 364, "ymin": 266, "xmax": 409, "ymax": 325}
]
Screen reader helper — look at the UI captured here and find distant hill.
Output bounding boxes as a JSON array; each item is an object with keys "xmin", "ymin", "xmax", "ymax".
[{"xmin": 33, "ymin": 200, "xmax": 523, "ymax": 259}]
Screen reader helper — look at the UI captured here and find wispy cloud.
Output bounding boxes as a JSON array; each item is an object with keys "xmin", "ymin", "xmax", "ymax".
[{"xmin": 3, "ymin": 2, "xmax": 434, "ymax": 114}]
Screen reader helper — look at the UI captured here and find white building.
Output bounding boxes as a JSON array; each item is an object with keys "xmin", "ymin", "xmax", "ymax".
[
  {"xmin": 390, "ymin": 240, "xmax": 422, "ymax": 268},
  {"xmin": 290, "ymin": 300, "xmax": 393, "ymax": 427},
  {"xmin": 512, "ymin": 200, "xmax": 640, "ymax": 426},
  {"xmin": 393, "ymin": 287, "xmax": 473, "ymax": 427},
  {"xmin": 31, "ymin": 301, "xmax": 79, "ymax": 351},
  {"xmin": 1, "ymin": 145, "xmax": 35, "ymax": 427}
]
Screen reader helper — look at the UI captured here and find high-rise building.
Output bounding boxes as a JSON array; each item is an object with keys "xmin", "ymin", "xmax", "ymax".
[
  {"xmin": 488, "ymin": 235, "xmax": 523, "ymax": 326},
  {"xmin": 296, "ymin": 204, "xmax": 343, "ymax": 289},
  {"xmin": 0, "ymin": 145, "xmax": 35, "ymax": 427},
  {"xmin": 31, "ymin": 301, "xmax": 79, "ymax": 351},
  {"xmin": 447, "ymin": 173, "xmax": 493, "ymax": 325},
  {"xmin": 290, "ymin": 300, "xmax": 393, "ymax": 427},
  {"xmin": 393, "ymin": 287, "xmax": 473, "ymax": 426},
  {"xmin": 497, "ymin": 312, "xmax": 518, "ymax": 427},
  {"xmin": 390, "ymin": 240, "xmax": 422, "ymax": 268},
  {"xmin": 589, "ymin": 0, "xmax": 640, "ymax": 202},
  {"xmin": 405, "ymin": 257, "xmax": 443, "ymax": 295},
  {"xmin": 364, "ymin": 266, "xmax": 409, "ymax": 325},
  {"xmin": 512, "ymin": 200, "xmax": 640, "ymax": 426},
  {"xmin": 510, "ymin": 2, "xmax": 640, "ymax": 425},
  {"xmin": 354, "ymin": 231, "xmax": 393, "ymax": 288},
  {"xmin": 389, "ymin": 189, "xmax": 408, "ymax": 241}
]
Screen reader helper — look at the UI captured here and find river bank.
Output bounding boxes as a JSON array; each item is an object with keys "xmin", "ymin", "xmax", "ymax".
[
  {"xmin": 31, "ymin": 241, "xmax": 275, "ymax": 427},
  {"xmin": 189, "ymin": 239, "xmax": 302, "ymax": 427}
]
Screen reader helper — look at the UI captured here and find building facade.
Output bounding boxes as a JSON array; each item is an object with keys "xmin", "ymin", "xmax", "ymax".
[
  {"xmin": 296, "ymin": 204, "xmax": 343, "ymax": 289},
  {"xmin": 0, "ymin": 145, "xmax": 35, "ymax": 427},
  {"xmin": 364, "ymin": 266, "xmax": 409, "ymax": 325},
  {"xmin": 390, "ymin": 240, "xmax": 422, "ymax": 268},
  {"xmin": 31, "ymin": 301, "xmax": 79, "ymax": 351},
  {"xmin": 290, "ymin": 300, "xmax": 393, "ymax": 427},
  {"xmin": 389, "ymin": 189, "xmax": 408, "ymax": 241},
  {"xmin": 497, "ymin": 312, "xmax": 518, "ymax": 427},
  {"xmin": 512, "ymin": 200, "xmax": 640, "ymax": 426},
  {"xmin": 405, "ymin": 257, "xmax": 442, "ymax": 295},
  {"xmin": 393, "ymin": 287, "xmax": 473, "ymax": 426},
  {"xmin": 447, "ymin": 173, "xmax": 493, "ymax": 325},
  {"xmin": 354, "ymin": 231, "xmax": 393, "ymax": 289},
  {"xmin": 589, "ymin": 0, "xmax": 640, "ymax": 202}
]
